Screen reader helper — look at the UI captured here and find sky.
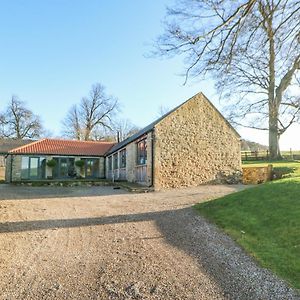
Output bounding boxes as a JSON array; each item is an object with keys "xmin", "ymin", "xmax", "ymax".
[{"xmin": 0, "ymin": 0, "xmax": 299, "ymax": 150}]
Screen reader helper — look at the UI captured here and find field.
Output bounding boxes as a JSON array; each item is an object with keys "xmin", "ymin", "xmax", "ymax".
[{"xmin": 195, "ymin": 160, "xmax": 300, "ymax": 290}]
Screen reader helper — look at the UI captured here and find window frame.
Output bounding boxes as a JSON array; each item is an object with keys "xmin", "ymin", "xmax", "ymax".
[
  {"xmin": 21, "ymin": 156, "xmax": 46, "ymax": 180},
  {"xmin": 136, "ymin": 138, "xmax": 147, "ymax": 166},
  {"xmin": 108, "ymin": 156, "xmax": 112, "ymax": 171},
  {"xmin": 113, "ymin": 153, "xmax": 118, "ymax": 170},
  {"xmin": 120, "ymin": 149, "xmax": 126, "ymax": 169}
]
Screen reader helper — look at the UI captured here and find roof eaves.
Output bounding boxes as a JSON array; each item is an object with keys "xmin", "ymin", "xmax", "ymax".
[
  {"xmin": 105, "ymin": 127, "xmax": 154, "ymax": 156},
  {"xmin": 9, "ymin": 152, "xmax": 105, "ymax": 157},
  {"xmin": 8, "ymin": 138, "xmax": 47, "ymax": 154}
]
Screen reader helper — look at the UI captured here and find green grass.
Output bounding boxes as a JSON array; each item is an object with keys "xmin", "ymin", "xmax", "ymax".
[{"xmin": 195, "ymin": 162, "xmax": 300, "ymax": 290}]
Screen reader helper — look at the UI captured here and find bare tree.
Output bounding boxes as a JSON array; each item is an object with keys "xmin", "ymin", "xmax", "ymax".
[
  {"xmin": 62, "ymin": 83, "xmax": 119, "ymax": 141},
  {"xmin": 112, "ymin": 118, "xmax": 140, "ymax": 142},
  {"xmin": 157, "ymin": 105, "xmax": 170, "ymax": 117},
  {"xmin": 0, "ymin": 96, "xmax": 43, "ymax": 139},
  {"xmin": 90, "ymin": 126, "xmax": 115, "ymax": 141},
  {"xmin": 155, "ymin": 0, "xmax": 300, "ymax": 159},
  {"xmin": 62, "ymin": 105, "xmax": 82, "ymax": 140}
]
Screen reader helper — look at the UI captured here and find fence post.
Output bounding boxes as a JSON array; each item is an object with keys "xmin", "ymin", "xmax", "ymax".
[{"xmin": 290, "ymin": 148, "xmax": 293, "ymax": 160}]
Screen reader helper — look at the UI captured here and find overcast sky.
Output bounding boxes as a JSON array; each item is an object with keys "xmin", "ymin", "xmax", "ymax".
[{"xmin": 0, "ymin": 1, "xmax": 299, "ymax": 150}]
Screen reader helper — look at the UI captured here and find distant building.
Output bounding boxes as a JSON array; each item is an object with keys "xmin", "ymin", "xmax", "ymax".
[{"xmin": 0, "ymin": 139, "xmax": 35, "ymax": 180}]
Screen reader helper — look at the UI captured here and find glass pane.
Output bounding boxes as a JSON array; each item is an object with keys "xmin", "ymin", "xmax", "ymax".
[
  {"xmin": 67, "ymin": 158, "xmax": 76, "ymax": 177},
  {"xmin": 85, "ymin": 159, "xmax": 99, "ymax": 177},
  {"xmin": 52, "ymin": 158, "xmax": 59, "ymax": 178},
  {"xmin": 29, "ymin": 157, "xmax": 39, "ymax": 178},
  {"xmin": 40, "ymin": 158, "xmax": 46, "ymax": 179},
  {"xmin": 92, "ymin": 159, "xmax": 99, "ymax": 176},
  {"xmin": 21, "ymin": 157, "xmax": 29, "ymax": 179},
  {"xmin": 108, "ymin": 157, "xmax": 112, "ymax": 170},
  {"xmin": 60, "ymin": 158, "xmax": 68, "ymax": 177},
  {"xmin": 120, "ymin": 150, "xmax": 126, "ymax": 168},
  {"xmin": 137, "ymin": 139, "xmax": 147, "ymax": 165},
  {"xmin": 113, "ymin": 154, "xmax": 118, "ymax": 170},
  {"xmin": 86, "ymin": 160, "xmax": 93, "ymax": 177},
  {"xmin": 144, "ymin": 141, "xmax": 147, "ymax": 164}
]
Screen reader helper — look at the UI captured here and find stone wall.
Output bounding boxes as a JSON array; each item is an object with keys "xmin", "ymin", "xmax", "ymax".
[
  {"xmin": 153, "ymin": 93, "xmax": 241, "ymax": 189},
  {"xmin": 242, "ymin": 165, "xmax": 273, "ymax": 184},
  {"xmin": 145, "ymin": 132, "xmax": 153, "ymax": 186},
  {"xmin": 5, "ymin": 155, "xmax": 12, "ymax": 182},
  {"xmin": 10, "ymin": 155, "xmax": 22, "ymax": 182},
  {"xmin": 0, "ymin": 155, "xmax": 6, "ymax": 180}
]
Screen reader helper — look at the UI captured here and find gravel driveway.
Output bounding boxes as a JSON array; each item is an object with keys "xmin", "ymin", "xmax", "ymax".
[{"xmin": 0, "ymin": 184, "xmax": 298, "ymax": 300}]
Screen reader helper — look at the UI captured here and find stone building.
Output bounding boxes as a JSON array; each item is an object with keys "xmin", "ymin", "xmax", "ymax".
[
  {"xmin": 5, "ymin": 139, "xmax": 114, "ymax": 182},
  {"xmin": 6, "ymin": 92, "xmax": 241, "ymax": 189},
  {"xmin": 106, "ymin": 92, "xmax": 241, "ymax": 189}
]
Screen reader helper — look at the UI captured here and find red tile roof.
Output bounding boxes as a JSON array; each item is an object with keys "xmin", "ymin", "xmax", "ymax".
[{"xmin": 9, "ymin": 139, "xmax": 115, "ymax": 156}]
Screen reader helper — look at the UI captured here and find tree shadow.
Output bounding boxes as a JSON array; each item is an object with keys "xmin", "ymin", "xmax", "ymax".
[{"xmin": 0, "ymin": 207, "xmax": 297, "ymax": 299}]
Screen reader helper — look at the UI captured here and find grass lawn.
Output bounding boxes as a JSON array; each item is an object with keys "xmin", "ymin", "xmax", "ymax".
[{"xmin": 195, "ymin": 160, "xmax": 300, "ymax": 290}]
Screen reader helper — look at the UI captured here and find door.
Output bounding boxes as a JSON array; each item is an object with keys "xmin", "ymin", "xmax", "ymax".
[
  {"xmin": 85, "ymin": 159, "xmax": 99, "ymax": 178},
  {"xmin": 53, "ymin": 158, "xmax": 76, "ymax": 179},
  {"xmin": 29, "ymin": 157, "xmax": 39, "ymax": 179}
]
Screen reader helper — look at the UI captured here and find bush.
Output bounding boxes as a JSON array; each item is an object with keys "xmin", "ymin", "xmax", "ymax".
[
  {"xmin": 272, "ymin": 167, "xmax": 295, "ymax": 179},
  {"xmin": 46, "ymin": 159, "xmax": 56, "ymax": 168},
  {"xmin": 75, "ymin": 160, "xmax": 85, "ymax": 168}
]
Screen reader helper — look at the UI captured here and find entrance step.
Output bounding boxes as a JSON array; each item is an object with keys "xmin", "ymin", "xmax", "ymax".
[{"xmin": 113, "ymin": 181, "xmax": 154, "ymax": 193}]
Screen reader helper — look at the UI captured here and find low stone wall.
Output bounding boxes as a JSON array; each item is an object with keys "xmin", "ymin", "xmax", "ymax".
[
  {"xmin": 242, "ymin": 165, "xmax": 273, "ymax": 184},
  {"xmin": 0, "ymin": 167, "xmax": 4, "ymax": 180}
]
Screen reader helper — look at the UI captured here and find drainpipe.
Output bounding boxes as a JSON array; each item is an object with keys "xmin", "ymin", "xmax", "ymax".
[
  {"xmin": 10, "ymin": 155, "xmax": 13, "ymax": 183},
  {"xmin": 151, "ymin": 130, "xmax": 155, "ymax": 188}
]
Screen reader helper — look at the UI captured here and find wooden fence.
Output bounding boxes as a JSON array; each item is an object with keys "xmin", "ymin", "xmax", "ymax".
[
  {"xmin": 242, "ymin": 149, "xmax": 300, "ymax": 161},
  {"xmin": 241, "ymin": 151, "xmax": 269, "ymax": 161}
]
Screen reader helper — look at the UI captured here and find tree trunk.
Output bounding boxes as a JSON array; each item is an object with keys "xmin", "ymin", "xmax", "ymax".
[
  {"xmin": 269, "ymin": 112, "xmax": 281, "ymax": 159},
  {"xmin": 265, "ymin": 6, "xmax": 281, "ymax": 160}
]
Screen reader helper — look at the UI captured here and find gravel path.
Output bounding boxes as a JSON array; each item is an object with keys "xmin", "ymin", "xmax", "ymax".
[{"xmin": 0, "ymin": 184, "xmax": 298, "ymax": 300}]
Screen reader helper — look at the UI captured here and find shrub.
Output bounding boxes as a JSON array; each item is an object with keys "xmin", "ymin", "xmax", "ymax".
[
  {"xmin": 46, "ymin": 159, "xmax": 56, "ymax": 168},
  {"xmin": 75, "ymin": 160, "xmax": 85, "ymax": 168},
  {"xmin": 272, "ymin": 167, "xmax": 295, "ymax": 179}
]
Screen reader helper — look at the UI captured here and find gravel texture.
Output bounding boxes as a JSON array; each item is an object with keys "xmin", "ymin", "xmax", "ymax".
[{"xmin": 0, "ymin": 184, "xmax": 298, "ymax": 300}]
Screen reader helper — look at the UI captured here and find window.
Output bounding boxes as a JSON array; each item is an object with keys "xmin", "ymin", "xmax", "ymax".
[
  {"xmin": 120, "ymin": 149, "xmax": 126, "ymax": 168},
  {"xmin": 21, "ymin": 157, "xmax": 29, "ymax": 179},
  {"xmin": 113, "ymin": 153, "xmax": 118, "ymax": 170},
  {"xmin": 108, "ymin": 156, "xmax": 112, "ymax": 171},
  {"xmin": 52, "ymin": 157, "xmax": 75, "ymax": 178},
  {"xmin": 85, "ymin": 158, "xmax": 99, "ymax": 178},
  {"xmin": 59, "ymin": 158, "xmax": 68, "ymax": 177},
  {"xmin": 137, "ymin": 139, "xmax": 147, "ymax": 165},
  {"xmin": 21, "ymin": 156, "xmax": 46, "ymax": 180},
  {"xmin": 29, "ymin": 157, "xmax": 39, "ymax": 178}
]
